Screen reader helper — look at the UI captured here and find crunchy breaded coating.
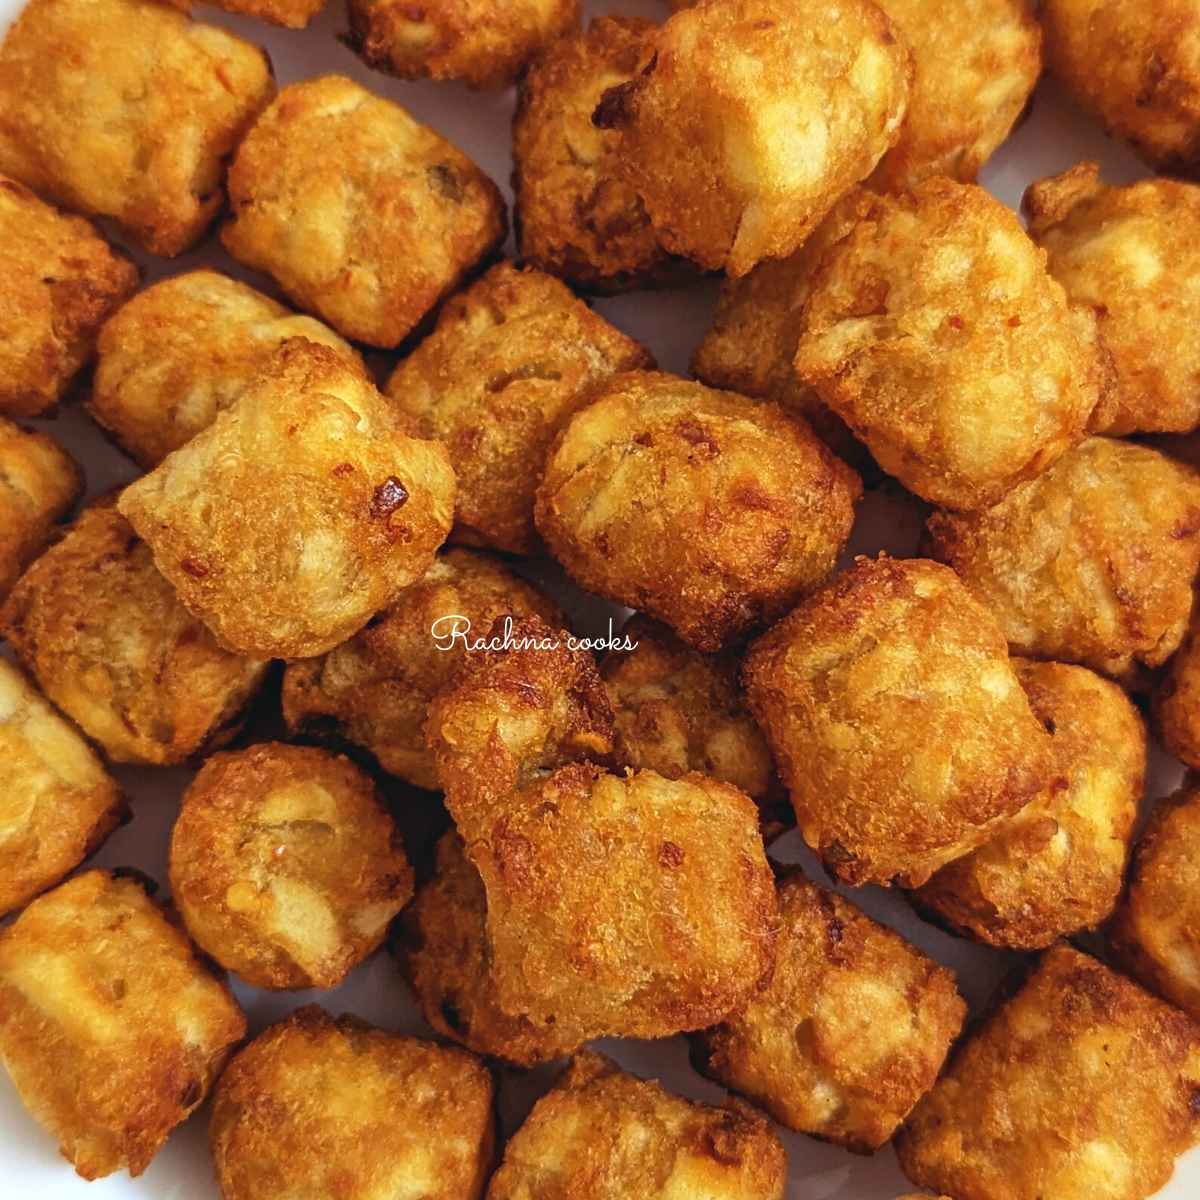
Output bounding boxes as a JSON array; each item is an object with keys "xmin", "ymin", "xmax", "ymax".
[
  {"xmin": 426, "ymin": 617, "xmax": 778, "ymax": 1041},
  {"xmin": 282, "ymin": 547, "xmax": 563, "ymax": 791},
  {"xmin": 2, "ymin": 503, "xmax": 269, "ymax": 766},
  {"xmin": 535, "ymin": 371, "xmax": 862, "ymax": 652},
  {"xmin": 594, "ymin": 0, "xmax": 911, "ymax": 277},
  {"xmin": 169, "ymin": 743, "xmax": 414, "ymax": 991},
  {"xmin": 0, "ymin": 0, "xmax": 274, "ymax": 257},
  {"xmin": 0, "ymin": 661, "xmax": 124, "ymax": 918},
  {"xmin": 869, "ymin": 0, "xmax": 1041, "ymax": 190},
  {"xmin": 210, "ymin": 1006, "xmax": 494, "ymax": 1200},
  {"xmin": 693, "ymin": 872, "xmax": 965, "ymax": 1152},
  {"xmin": 513, "ymin": 16, "xmax": 678, "ymax": 292},
  {"xmin": 221, "ymin": 75, "xmax": 506, "ymax": 349},
  {"xmin": 386, "ymin": 262, "xmax": 652, "ymax": 554},
  {"xmin": 913, "ymin": 659, "xmax": 1144, "ymax": 949},
  {"xmin": 743, "ymin": 556, "xmax": 1056, "ymax": 888},
  {"xmin": 206, "ymin": 0, "xmax": 325, "ymax": 29},
  {"xmin": 90, "ymin": 270, "xmax": 365, "ymax": 469},
  {"xmin": 926, "ymin": 437, "xmax": 1200, "ymax": 680},
  {"xmin": 794, "ymin": 178, "xmax": 1112, "ymax": 511},
  {"xmin": 0, "ymin": 418, "xmax": 82, "ymax": 602},
  {"xmin": 1043, "ymin": 0, "xmax": 1200, "ymax": 174},
  {"xmin": 0, "ymin": 177, "xmax": 137, "ymax": 417},
  {"xmin": 348, "ymin": 0, "xmax": 579, "ymax": 89},
  {"xmin": 486, "ymin": 1051, "xmax": 786, "ymax": 1200},
  {"xmin": 118, "ymin": 339, "xmax": 456, "ymax": 660},
  {"xmin": 1157, "ymin": 622, "xmax": 1200, "ymax": 768},
  {"xmin": 1025, "ymin": 163, "xmax": 1200, "ymax": 435},
  {"xmin": 896, "ymin": 945, "xmax": 1200, "ymax": 1200},
  {"xmin": 0, "ymin": 870, "xmax": 245, "ymax": 1180}
]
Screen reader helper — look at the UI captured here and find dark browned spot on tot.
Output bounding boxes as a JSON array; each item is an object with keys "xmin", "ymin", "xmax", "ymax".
[
  {"xmin": 371, "ymin": 477, "xmax": 409, "ymax": 518},
  {"xmin": 180, "ymin": 558, "xmax": 209, "ymax": 579},
  {"xmin": 427, "ymin": 163, "xmax": 463, "ymax": 203},
  {"xmin": 593, "ymin": 76, "xmax": 641, "ymax": 129},
  {"xmin": 705, "ymin": 1118, "xmax": 748, "ymax": 1165},
  {"xmin": 659, "ymin": 841, "xmax": 684, "ymax": 868},
  {"xmin": 332, "ymin": 462, "xmax": 355, "ymax": 477}
]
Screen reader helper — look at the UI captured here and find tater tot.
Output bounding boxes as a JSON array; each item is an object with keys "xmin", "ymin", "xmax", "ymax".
[
  {"xmin": 169, "ymin": 743, "xmax": 414, "ymax": 990},
  {"xmin": 282, "ymin": 547, "xmax": 563, "ymax": 791},
  {"xmin": 0, "ymin": 0, "xmax": 274, "ymax": 257},
  {"xmin": 1158, "ymin": 623, "xmax": 1200, "ymax": 769},
  {"xmin": 1025, "ymin": 163, "xmax": 1200, "ymax": 435},
  {"xmin": 210, "ymin": 1005, "xmax": 495, "ymax": 1200},
  {"xmin": 693, "ymin": 872, "xmax": 965, "ymax": 1152},
  {"xmin": 744, "ymin": 556, "xmax": 1056, "ymax": 888},
  {"xmin": 0, "ymin": 662, "xmax": 125, "ymax": 918},
  {"xmin": 0, "ymin": 176, "xmax": 138, "ymax": 417},
  {"xmin": 913, "ymin": 660, "xmax": 1144, "ymax": 949},
  {"xmin": 794, "ymin": 178, "xmax": 1113, "ymax": 511},
  {"xmin": 594, "ymin": 0, "xmax": 911, "ymax": 277},
  {"xmin": 486, "ymin": 1051, "xmax": 786, "ymax": 1200},
  {"xmin": 926, "ymin": 437, "xmax": 1200, "ymax": 680},
  {"xmin": 118, "ymin": 339, "xmax": 456, "ymax": 660},
  {"xmin": 535, "ymin": 371, "xmax": 862, "ymax": 652},
  {"xmin": 348, "ymin": 0, "xmax": 579, "ymax": 89},
  {"xmin": 0, "ymin": 870, "xmax": 245, "ymax": 1180},
  {"xmin": 90, "ymin": 270, "xmax": 365, "ymax": 469},
  {"xmin": 385, "ymin": 262, "xmax": 652, "ymax": 554},
  {"xmin": 896, "ymin": 945, "xmax": 1200, "ymax": 1200},
  {"xmin": 1043, "ymin": 0, "xmax": 1200, "ymax": 174},
  {"xmin": 221, "ymin": 75, "xmax": 506, "ymax": 349}
]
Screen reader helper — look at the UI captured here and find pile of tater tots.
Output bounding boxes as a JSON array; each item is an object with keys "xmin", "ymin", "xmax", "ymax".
[{"xmin": 7, "ymin": 0, "xmax": 1200, "ymax": 1197}]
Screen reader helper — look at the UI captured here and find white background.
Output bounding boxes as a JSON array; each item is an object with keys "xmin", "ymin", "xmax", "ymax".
[{"xmin": 0, "ymin": 0, "xmax": 1193, "ymax": 1196}]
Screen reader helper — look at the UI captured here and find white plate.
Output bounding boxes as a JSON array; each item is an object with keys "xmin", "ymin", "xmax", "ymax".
[{"xmin": 0, "ymin": 0, "xmax": 1193, "ymax": 1196}]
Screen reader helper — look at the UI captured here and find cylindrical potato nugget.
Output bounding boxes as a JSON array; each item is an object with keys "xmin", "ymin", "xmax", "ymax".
[
  {"xmin": 1157, "ymin": 621, "xmax": 1200, "ymax": 769},
  {"xmin": 743, "ymin": 556, "xmax": 1057, "ymax": 888},
  {"xmin": 170, "ymin": 743, "xmax": 414, "ymax": 990},
  {"xmin": 536, "ymin": 371, "xmax": 862, "ymax": 652}
]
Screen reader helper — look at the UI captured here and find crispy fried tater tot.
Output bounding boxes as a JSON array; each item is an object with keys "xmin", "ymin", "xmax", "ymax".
[
  {"xmin": 0, "ymin": 870, "xmax": 245, "ymax": 1180},
  {"xmin": 386, "ymin": 263, "xmax": 652, "ymax": 554},
  {"xmin": 221, "ymin": 75, "xmax": 506, "ymax": 349},
  {"xmin": 744, "ymin": 556, "xmax": 1056, "ymax": 888},
  {"xmin": 169, "ymin": 743, "xmax": 414, "ymax": 991},
  {"xmin": 90, "ymin": 270, "xmax": 365, "ymax": 469},
  {"xmin": 594, "ymin": 0, "xmax": 911, "ymax": 277},
  {"xmin": 426, "ymin": 617, "xmax": 778, "ymax": 1041},
  {"xmin": 282, "ymin": 547, "xmax": 563, "ymax": 792},
  {"xmin": 210, "ymin": 1005, "xmax": 495, "ymax": 1200},
  {"xmin": 535, "ymin": 371, "xmax": 861, "ymax": 652},
  {"xmin": 693, "ymin": 872, "xmax": 965, "ymax": 1152},
  {"xmin": 0, "ymin": 0, "xmax": 274, "ymax": 257},
  {"xmin": 794, "ymin": 178, "xmax": 1113, "ymax": 511},
  {"xmin": 118, "ymin": 340, "xmax": 456, "ymax": 660},
  {"xmin": 913, "ymin": 660, "xmax": 1144, "ymax": 949},
  {"xmin": 896, "ymin": 945, "xmax": 1200, "ymax": 1200},
  {"xmin": 1157, "ymin": 622, "xmax": 1200, "ymax": 769},
  {"xmin": 486, "ymin": 1050, "xmax": 786, "ymax": 1200},
  {"xmin": 926, "ymin": 437, "xmax": 1200, "ymax": 680}
]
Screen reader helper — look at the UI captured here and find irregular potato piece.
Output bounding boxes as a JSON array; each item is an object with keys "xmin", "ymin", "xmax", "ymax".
[
  {"xmin": 0, "ymin": 177, "xmax": 137, "ymax": 417},
  {"xmin": 913, "ymin": 660, "xmax": 1144, "ymax": 949},
  {"xmin": 794, "ymin": 178, "xmax": 1112, "ymax": 510},
  {"xmin": 426, "ymin": 617, "xmax": 778, "ymax": 1041},
  {"xmin": 282, "ymin": 547, "xmax": 563, "ymax": 791},
  {"xmin": 1043, "ymin": 0, "xmax": 1200, "ymax": 174},
  {"xmin": 1157, "ymin": 622, "xmax": 1200, "ymax": 768},
  {"xmin": 0, "ymin": 0, "xmax": 274, "ymax": 256},
  {"xmin": 206, "ymin": 0, "xmax": 325, "ymax": 28},
  {"xmin": 90, "ymin": 270, "xmax": 365, "ymax": 469},
  {"xmin": 169, "ymin": 743, "xmax": 414, "ymax": 990},
  {"xmin": 386, "ymin": 262, "xmax": 652, "ymax": 554},
  {"xmin": 926, "ymin": 437, "xmax": 1200, "ymax": 680},
  {"xmin": 348, "ymin": 0, "xmax": 579, "ymax": 89},
  {"xmin": 0, "ymin": 870, "xmax": 245, "ymax": 1180},
  {"xmin": 535, "ymin": 371, "xmax": 861, "ymax": 652},
  {"xmin": 594, "ymin": 0, "xmax": 911, "ymax": 276},
  {"xmin": 693, "ymin": 872, "xmax": 965, "ymax": 1152},
  {"xmin": 210, "ymin": 1006, "xmax": 494, "ymax": 1200},
  {"xmin": 744, "ymin": 556, "xmax": 1056, "ymax": 888},
  {"xmin": 1025, "ymin": 163, "xmax": 1200, "ymax": 435},
  {"xmin": 118, "ymin": 339, "xmax": 456, "ymax": 660},
  {"xmin": 486, "ymin": 1051, "xmax": 786, "ymax": 1200},
  {"xmin": 0, "ymin": 662, "xmax": 125, "ymax": 918},
  {"xmin": 222, "ymin": 75, "xmax": 506, "ymax": 349},
  {"xmin": 896, "ymin": 945, "xmax": 1200, "ymax": 1200}
]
